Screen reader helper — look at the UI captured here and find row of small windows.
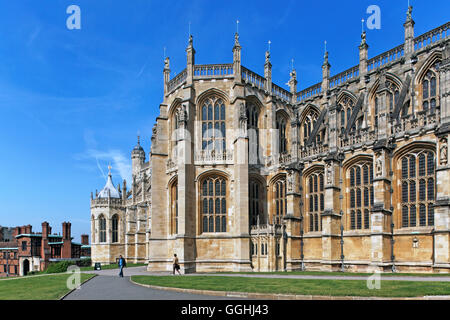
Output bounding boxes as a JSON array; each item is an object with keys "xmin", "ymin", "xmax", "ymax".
[
  {"xmin": 402, "ymin": 204, "xmax": 434, "ymax": 227},
  {"xmin": 251, "ymin": 242, "xmax": 268, "ymax": 256}
]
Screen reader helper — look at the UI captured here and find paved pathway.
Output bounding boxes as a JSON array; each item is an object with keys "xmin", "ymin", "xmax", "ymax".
[
  {"xmin": 65, "ymin": 266, "xmax": 450, "ymax": 300},
  {"xmin": 64, "ymin": 275, "xmax": 240, "ymax": 300},
  {"xmin": 82, "ymin": 266, "xmax": 450, "ymax": 282},
  {"xmin": 66, "ymin": 267, "xmax": 242, "ymax": 300}
]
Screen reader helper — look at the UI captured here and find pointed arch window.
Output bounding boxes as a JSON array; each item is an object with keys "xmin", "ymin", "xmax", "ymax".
[
  {"xmin": 201, "ymin": 176, "xmax": 227, "ymax": 233},
  {"xmin": 276, "ymin": 115, "xmax": 287, "ymax": 154},
  {"xmin": 387, "ymin": 81, "xmax": 400, "ymax": 112},
  {"xmin": 99, "ymin": 216, "xmax": 106, "ymax": 243},
  {"xmin": 170, "ymin": 180, "xmax": 178, "ymax": 234},
  {"xmin": 400, "ymin": 150, "xmax": 435, "ymax": 227},
  {"xmin": 306, "ymin": 171, "xmax": 324, "ymax": 232},
  {"xmin": 421, "ymin": 63, "xmax": 439, "ymax": 113},
  {"xmin": 273, "ymin": 178, "xmax": 286, "ymax": 225},
  {"xmin": 112, "ymin": 215, "xmax": 119, "ymax": 243},
  {"xmin": 348, "ymin": 162, "xmax": 373, "ymax": 230},
  {"xmin": 301, "ymin": 109, "xmax": 319, "ymax": 144},
  {"xmin": 202, "ymin": 98, "xmax": 226, "ymax": 151},
  {"xmin": 249, "ymin": 179, "xmax": 263, "ymax": 227},
  {"xmin": 247, "ymin": 103, "xmax": 259, "ymax": 163},
  {"xmin": 339, "ymin": 97, "xmax": 354, "ymax": 134}
]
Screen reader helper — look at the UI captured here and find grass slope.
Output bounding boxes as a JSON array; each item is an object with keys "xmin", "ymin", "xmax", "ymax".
[
  {"xmin": 131, "ymin": 275, "xmax": 450, "ymax": 298},
  {"xmin": 0, "ymin": 273, "xmax": 96, "ymax": 300}
]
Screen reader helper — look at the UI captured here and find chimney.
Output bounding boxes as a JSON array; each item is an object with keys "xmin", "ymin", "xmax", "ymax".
[
  {"xmin": 62, "ymin": 222, "xmax": 71, "ymax": 240},
  {"xmin": 61, "ymin": 222, "xmax": 72, "ymax": 259},
  {"xmin": 41, "ymin": 222, "xmax": 51, "ymax": 263},
  {"xmin": 41, "ymin": 222, "xmax": 50, "ymax": 238},
  {"xmin": 81, "ymin": 234, "xmax": 89, "ymax": 245}
]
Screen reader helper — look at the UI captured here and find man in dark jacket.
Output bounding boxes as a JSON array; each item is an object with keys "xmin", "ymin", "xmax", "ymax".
[{"xmin": 118, "ymin": 255, "xmax": 126, "ymax": 277}]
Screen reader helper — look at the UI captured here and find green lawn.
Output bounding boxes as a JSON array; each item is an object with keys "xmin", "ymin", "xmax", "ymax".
[
  {"xmin": 79, "ymin": 263, "xmax": 146, "ymax": 271},
  {"xmin": 0, "ymin": 273, "xmax": 96, "ymax": 300},
  {"xmin": 131, "ymin": 275, "xmax": 450, "ymax": 298},
  {"xmin": 215, "ymin": 271, "xmax": 450, "ymax": 277}
]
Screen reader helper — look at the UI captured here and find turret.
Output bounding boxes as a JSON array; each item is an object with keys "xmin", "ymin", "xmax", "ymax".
[{"xmin": 132, "ymin": 136, "xmax": 146, "ymax": 175}]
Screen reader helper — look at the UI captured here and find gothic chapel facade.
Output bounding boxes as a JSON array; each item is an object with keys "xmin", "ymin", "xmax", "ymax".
[{"xmin": 91, "ymin": 8, "xmax": 450, "ymax": 273}]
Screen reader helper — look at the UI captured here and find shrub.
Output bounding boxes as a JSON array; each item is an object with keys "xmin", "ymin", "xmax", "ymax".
[
  {"xmin": 45, "ymin": 260, "xmax": 76, "ymax": 274},
  {"xmin": 77, "ymin": 258, "xmax": 91, "ymax": 267}
]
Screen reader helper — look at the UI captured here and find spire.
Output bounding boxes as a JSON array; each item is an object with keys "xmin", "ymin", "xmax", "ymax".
[
  {"xmin": 322, "ymin": 40, "xmax": 330, "ymax": 93},
  {"xmin": 323, "ymin": 40, "xmax": 330, "ymax": 67},
  {"xmin": 186, "ymin": 33, "xmax": 195, "ymax": 84},
  {"xmin": 288, "ymin": 59, "xmax": 298, "ymax": 104},
  {"xmin": 403, "ymin": 2, "xmax": 415, "ymax": 56},
  {"xmin": 264, "ymin": 49, "xmax": 272, "ymax": 93},
  {"xmin": 359, "ymin": 20, "xmax": 369, "ymax": 80},
  {"xmin": 163, "ymin": 56, "xmax": 170, "ymax": 95},
  {"xmin": 98, "ymin": 165, "xmax": 120, "ymax": 199},
  {"xmin": 233, "ymin": 27, "xmax": 242, "ymax": 83}
]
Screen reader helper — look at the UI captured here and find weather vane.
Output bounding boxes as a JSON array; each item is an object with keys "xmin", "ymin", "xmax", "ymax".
[
  {"xmin": 268, "ymin": 40, "xmax": 271, "ymax": 53},
  {"xmin": 236, "ymin": 20, "xmax": 239, "ymax": 33}
]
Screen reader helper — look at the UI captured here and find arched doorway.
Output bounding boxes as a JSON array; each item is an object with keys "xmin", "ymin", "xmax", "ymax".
[{"xmin": 23, "ymin": 259, "xmax": 30, "ymax": 276}]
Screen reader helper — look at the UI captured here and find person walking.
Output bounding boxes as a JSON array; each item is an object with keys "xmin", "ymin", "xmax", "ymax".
[
  {"xmin": 173, "ymin": 254, "xmax": 181, "ymax": 275},
  {"xmin": 118, "ymin": 255, "xmax": 126, "ymax": 277}
]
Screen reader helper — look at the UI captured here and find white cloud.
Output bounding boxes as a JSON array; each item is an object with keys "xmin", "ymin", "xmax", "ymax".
[{"xmin": 75, "ymin": 130, "xmax": 132, "ymax": 186}]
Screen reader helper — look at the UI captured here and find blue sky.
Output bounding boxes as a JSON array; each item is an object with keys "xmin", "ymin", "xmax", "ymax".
[{"xmin": 0, "ymin": 0, "xmax": 448, "ymax": 242}]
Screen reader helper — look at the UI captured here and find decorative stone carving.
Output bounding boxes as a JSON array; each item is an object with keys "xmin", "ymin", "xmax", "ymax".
[
  {"xmin": 376, "ymin": 153, "xmax": 383, "ymax": 177},
  {"xmin": 440, "ymin": 138, "xmax": 448, "ymax": 165},
  {"xmin": 287, "ymin": 170, "xmax": 295, "ymax": 193},
  {"xmin": 326, "ymin": 162, "xmax": 333, "ymax": 185},
  {"xmin": 238, "ymin": 102, "xmax": 247, "ymax": 137},
  {"xmin": 176, "ymin": 104, "xmax": 188, "ymax": 128}
]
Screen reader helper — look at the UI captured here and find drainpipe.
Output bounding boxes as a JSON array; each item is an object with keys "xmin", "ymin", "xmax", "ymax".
[
  {"xmin": 391, "ymin": 222, "xmax": 396, "ymax": 272},
  {"xmin": 340, "ymin": 224, "xmax": 345, "ymax": 272},
  {"xmin": 300, "ymin": 215, "xmax": 305, "ymax": 271},
  {"xmin": 6, "ymin": 250, "xmax": 9, "ymax": 277},
  {"xmin": 432, "ymin": 227, "xmax": 435, "ymax": 268}
]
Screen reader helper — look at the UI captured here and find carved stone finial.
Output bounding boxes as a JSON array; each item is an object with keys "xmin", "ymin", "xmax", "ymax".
[
  {"xmin": 164, "ymin": 57, "xmax": 170, "ymax": 69},
  {"xmin": 265, "ymin": 51, "xmax": 270, "ymax": 64},
  {"xmin": 406, "ymin": 5, "xmax": 413, "ymax": 22},
  {"xmin": 361, "ymin": 31, "xmax": 366, "ymax": 46}
]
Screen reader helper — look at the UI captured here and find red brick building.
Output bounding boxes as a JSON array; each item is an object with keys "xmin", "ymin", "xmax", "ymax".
[
  {"xmin": 0, "ymin": 221, "xmax": 88, "ymax": 277},
  {"xmin": 80, "ymin": 234, "xmax": 91, "ymax": 258}
]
